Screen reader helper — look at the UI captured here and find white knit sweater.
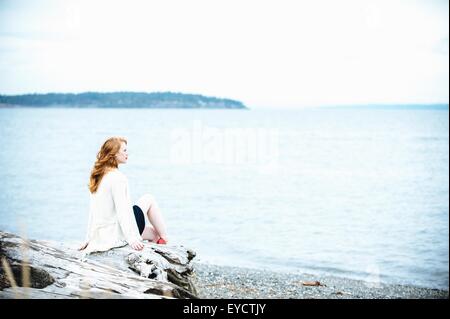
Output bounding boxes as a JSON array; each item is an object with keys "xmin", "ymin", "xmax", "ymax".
[{"xmin": 83, "ymin": 168, "xmax": 142, "ymax": 254}]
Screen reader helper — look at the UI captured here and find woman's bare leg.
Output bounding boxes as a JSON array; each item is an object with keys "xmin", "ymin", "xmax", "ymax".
[
  {"xmin": 141, "ymin": 225, "xmax": 158, "ymax": 242},
  {"xmin": 136, "ymin": 194, "xmax": 168, "ymax": 242}
]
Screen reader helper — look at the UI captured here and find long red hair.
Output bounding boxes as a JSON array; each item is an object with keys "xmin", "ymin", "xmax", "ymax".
[{"xmin": 89, "ymin": 137, "xmax": 127, "ymax": 194}]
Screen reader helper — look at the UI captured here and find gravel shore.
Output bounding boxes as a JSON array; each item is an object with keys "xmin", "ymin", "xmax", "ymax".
[{"xmin": 191, "ymin": 262, "xmax": 448, "ymax": 299}]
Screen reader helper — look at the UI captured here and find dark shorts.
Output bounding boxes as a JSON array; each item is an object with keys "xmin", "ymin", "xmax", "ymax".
[{"xmin": 133, "ymin": 205, "xmax": 146, "ymax": 235}]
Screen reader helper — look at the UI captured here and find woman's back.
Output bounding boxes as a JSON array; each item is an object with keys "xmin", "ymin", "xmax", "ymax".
[{"xmin": 90, "ymin": 169, "xmax": 123, "ymax": 223}]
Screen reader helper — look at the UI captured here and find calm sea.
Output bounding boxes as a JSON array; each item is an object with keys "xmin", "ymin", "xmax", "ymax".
[{"xmin": 0, "ymin": 106, "xmax": 448, "ymax": 289}]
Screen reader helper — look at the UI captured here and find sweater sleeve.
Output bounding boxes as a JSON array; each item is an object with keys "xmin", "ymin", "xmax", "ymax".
[
  {"xmin": 85, "ymin": 198, "xmax": 94, "ymax": 242},
  {"xmin": 111, "ymin": 174, "xmax": 142, "ymax": 245}
]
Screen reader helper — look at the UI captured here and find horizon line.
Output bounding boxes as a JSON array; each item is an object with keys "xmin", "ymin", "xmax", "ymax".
[{"xmin": 0, "ymin": 91, "xmax": 448, "ymax": 109}]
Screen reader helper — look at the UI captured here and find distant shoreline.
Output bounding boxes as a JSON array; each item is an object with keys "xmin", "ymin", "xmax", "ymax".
[
  {"xmin": 318, "ymin": 103, "xmax": 449, "ymax": 110},
  {"xmin": 0, "ymin": 103, "xmax": 250, "ymax": 110},
  {"xmin": 0, "ymin": 91, "xmax": 248, "ymax": 110}
]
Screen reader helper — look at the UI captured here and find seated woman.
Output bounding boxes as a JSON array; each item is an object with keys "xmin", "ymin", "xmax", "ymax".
[{"xmin": 79, "ymin": 136, "xmax": 168, "ymax": 253}]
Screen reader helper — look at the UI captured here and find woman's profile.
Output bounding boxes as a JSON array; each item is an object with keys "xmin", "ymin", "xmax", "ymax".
[{"xmin": 79, "ymin": 137, "xmax": 168, "ymax": 253}]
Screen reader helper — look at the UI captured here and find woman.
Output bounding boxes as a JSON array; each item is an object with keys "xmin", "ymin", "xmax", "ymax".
[{"xmin": 79, "ymin": 137, "xmax": 168, "ymax": 253}]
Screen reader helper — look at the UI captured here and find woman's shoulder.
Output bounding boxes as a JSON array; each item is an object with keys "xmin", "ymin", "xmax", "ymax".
[{"xmin": 105, "ymin": 168, "xmax": 127, "ymax": 182}]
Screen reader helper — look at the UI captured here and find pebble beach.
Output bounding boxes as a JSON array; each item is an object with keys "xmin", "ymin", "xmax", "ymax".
[{"xmin": 191, "ymin": 262, "xmax": 449, "ymax": 299}]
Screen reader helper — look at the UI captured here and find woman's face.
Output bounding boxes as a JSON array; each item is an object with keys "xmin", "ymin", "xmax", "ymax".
[{"xmin": 115, "ymin": 142, "xmax": 128, "ymax": 165}]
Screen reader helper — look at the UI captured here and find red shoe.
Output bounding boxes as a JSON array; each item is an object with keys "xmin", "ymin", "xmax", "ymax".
[{"xmin": 156, "ymin": 238, "xmax": 167, "ymax": 245}]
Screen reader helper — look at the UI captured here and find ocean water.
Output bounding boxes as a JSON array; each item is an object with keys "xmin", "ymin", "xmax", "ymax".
[{"xmin": 0, "ymin": 106, "xmax": 448, "ymax": 289}]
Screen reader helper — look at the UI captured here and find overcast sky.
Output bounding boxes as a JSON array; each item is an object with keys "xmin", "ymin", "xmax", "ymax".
[{"xmin": 0, "ymin": 0, "xmax": 448, "ymax": 108}]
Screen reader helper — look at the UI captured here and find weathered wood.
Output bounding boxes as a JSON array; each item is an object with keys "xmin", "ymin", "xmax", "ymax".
[{"xmin": 0, "ymin": 231, "xmax": 198, "ymax": 299}]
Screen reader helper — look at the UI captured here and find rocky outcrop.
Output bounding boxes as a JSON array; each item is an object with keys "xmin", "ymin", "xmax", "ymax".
[{"xmin": 0, "ymin": 231, "xmax": 197, "ymax": 299}]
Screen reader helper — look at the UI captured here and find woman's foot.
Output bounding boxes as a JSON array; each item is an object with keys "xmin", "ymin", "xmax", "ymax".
[{"xmin": 156, "ymin": 237, "xmax": 167, "ymax": 245}]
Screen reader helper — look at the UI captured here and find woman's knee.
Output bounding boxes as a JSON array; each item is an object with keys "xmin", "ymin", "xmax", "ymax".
[
  {"xmin": 140, "ymin": 193, "xmax": 157, "ymax": 207},
  {"xmin": 136, "ymin": 193, "xmax": 155, "ymax": 212}
]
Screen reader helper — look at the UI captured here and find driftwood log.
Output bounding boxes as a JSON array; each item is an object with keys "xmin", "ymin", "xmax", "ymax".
[{"xmin": 0, "ymin": 231, "xmax": 198, "ymax": 299}]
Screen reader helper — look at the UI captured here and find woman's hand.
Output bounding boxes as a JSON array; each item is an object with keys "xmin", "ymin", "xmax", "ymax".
[
  {"xmin": 78, "ymin": 241, "xmax": 89, "ymax": 251},
  {"xmin": 130, "ymin": 240, "xmax": 144, "ymax": 251}
]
